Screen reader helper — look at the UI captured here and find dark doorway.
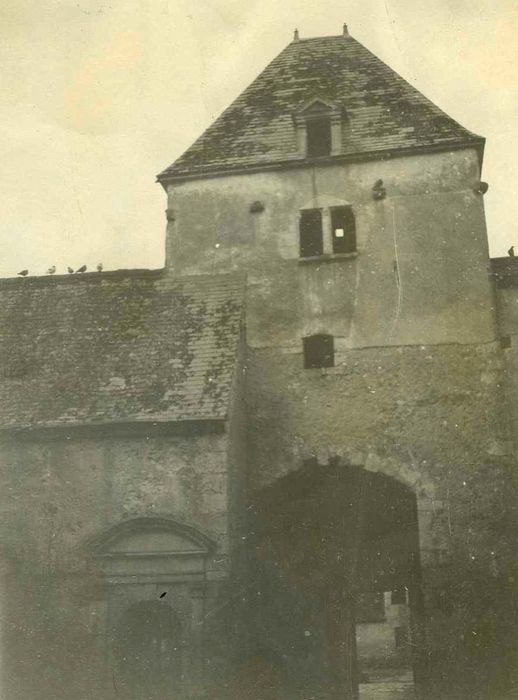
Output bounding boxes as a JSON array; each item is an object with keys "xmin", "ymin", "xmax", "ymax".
[
  {"xmin": 114, "ymin": 600, "xmax": 182, "ymax": 699},
  {"xmin": 247, "ymin": 461, "xmax": 422, "ymax": 700}
]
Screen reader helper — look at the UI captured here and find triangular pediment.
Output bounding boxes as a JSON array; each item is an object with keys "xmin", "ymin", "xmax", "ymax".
[{"xmin": 297, "ymin": 97, "xmax": 339, "ymax": 115}]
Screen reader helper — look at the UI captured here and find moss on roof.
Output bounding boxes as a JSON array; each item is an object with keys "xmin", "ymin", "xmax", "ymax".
[
  {"xmin": 159, "ymin": 34, "xmax": 482, "ymax": 181},
  {"xmin": 0, "ymin": 271, "xmax": 244, "ymax": 429}
]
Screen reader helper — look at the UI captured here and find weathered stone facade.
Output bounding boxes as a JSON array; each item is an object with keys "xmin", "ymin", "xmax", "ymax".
[
  {"xmin": 1, "ymin": 28, "xmax": 518, "ymax": 700},
  {"xmin": 0, "ymin": 429, "xmax": 235, "ymax": 698},
  {"xmin": 0, "ymin": 274, "xmax": 246, "ymax": 699}
]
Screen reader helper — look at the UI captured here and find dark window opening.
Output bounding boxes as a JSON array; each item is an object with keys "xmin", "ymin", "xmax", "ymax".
[
  {"xmin": 356, "ymin": 591, "xmax": 386, "ymax": 623},
  {"xmin": 303, "ymin": 334, "xmax": 334, "ymax": 369},
  {"xmin": 299, "ymin": 209, "xmax": 323, "ymax": 258},
  {"xmin": 391, "ymin": 588, "xmax": 407, "ymax": 605},
  {"xmin": 306, "ymin": 118, "xmax": 331, "ymax": 157},
  {"xmin": 331, "ymin": 206, "xmax": 356, "ymax": 254},
  {"xmin": 394, "ymin": 626, "xmax": 409, "ymax": 649}
]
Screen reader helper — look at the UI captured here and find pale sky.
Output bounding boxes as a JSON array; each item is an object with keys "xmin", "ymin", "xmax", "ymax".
[{"xmin": 1, "ymin": 0, "xmax": 517, "ymax": 277}]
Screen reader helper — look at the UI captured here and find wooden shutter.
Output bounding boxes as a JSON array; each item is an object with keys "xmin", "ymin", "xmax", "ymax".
[
  {"xmin": 300, "ymin": 209, "xmax": 323, "ymax": 258},
  {"xmin": 331, "ymin": 206, "xmax": 356, "ymax": 254}
]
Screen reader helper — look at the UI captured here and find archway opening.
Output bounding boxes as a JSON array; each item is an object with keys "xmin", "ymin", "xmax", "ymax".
[{"xmin": 246, "ymin": 460, "xmax": 422, "ymax": 700}]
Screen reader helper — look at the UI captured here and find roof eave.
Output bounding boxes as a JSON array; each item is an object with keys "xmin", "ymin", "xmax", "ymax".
[
  {"xmin": 0, "ymin": 416, "xmax": 228, "ymax": 441},
  {"xmin": 0, "ymin": 267, "xmax": 165, "ymax": 287},
  {"xmin": 157, "ymin": 137, "xmax": 486, "ymax": 186}
]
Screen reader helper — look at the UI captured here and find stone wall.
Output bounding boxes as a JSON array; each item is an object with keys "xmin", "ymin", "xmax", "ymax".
[
  {"xmin": 166, "ymin": 149, "xmax": 495, "ymax": 348},
  {"xmin": 164, "ymin": 147, "xmax": 518, "ymax": 698},
  {"xmin": 494, "ymin": 280, "xmax": 518, "ymax": 452},
  {"xmin": 242, "ymin": 339, "xmax": 517, "ymax": 698},
  {"xmin": 0, "ymin": 425, "xmax": 235, "ymax": 699}
]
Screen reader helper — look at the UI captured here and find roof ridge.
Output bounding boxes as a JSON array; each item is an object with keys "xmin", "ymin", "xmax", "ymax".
[
  {"xmin": 294, "ymin": 34, "xmax": 350, "ymax": 41},
  {"xmin": 0, "ymin": 268, "xmax": 165, "ymax": 287},
  {"xmin": 0, "ymin": 269, "xmax": 246, "ymax": 289}
]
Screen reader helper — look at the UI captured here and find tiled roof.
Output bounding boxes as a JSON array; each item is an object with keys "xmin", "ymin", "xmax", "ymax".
[
  {"xmin": 491, "ymin": 257, "xmax": 518, "ymax": 288},
  {"xmin": 0, "ymin": 271, "xmax": 244, "ymax": 430},
  {"xmin": 158, "ymin": 34, "xmax": 482, "ymax": 181}
]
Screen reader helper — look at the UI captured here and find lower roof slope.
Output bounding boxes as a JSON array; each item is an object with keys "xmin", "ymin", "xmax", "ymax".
[
  {"xmin": 0, "ymin": 271, "xmax": 244, "ymax": 430},
  {"xmin": 158, "ymin": 33, "xmax": 482, "ymax": 181},
  {"xmin": 491, "ymin": 257, "xmax": 518, "ymax": 288}
]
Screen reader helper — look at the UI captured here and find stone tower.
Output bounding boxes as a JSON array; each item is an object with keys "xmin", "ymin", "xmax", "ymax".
[
  {"xmin": 0, "ymin": 27, "xmax": 516, "ymax": 700},
  {"xmin": 157, "ymin": 29, "xmax": 516, "ymax": 700}
]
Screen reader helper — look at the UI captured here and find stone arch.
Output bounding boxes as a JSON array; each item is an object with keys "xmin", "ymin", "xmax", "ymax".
[
  {"xmin": 362, "ymin": 450, "xmax": 436, "ymax": 498},
  {"xmin": 245, "ymin": 458, "xmax": 425, "ymax": 700}
]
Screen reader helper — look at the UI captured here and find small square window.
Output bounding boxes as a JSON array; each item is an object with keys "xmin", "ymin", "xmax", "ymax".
[
  {"xmin": 331, "ymin": 207, "xmax": 356, "ymax": 254},
  {"xmin": 300, "ymin": 209, "xmax": 323, "ymax": 258},
  {"xmin": 306, "ymin": 118, "xmax": 331, "ymax": 157},
  {"xmin": 356, "ymin": 591, "xmax": 386, "ymax": 623},
  {"xmin": 391, "ymin": 588, "xmax": 407, "ymax": 605},
  {"xmin": 303, "ymin": 334, "xmax": 334, "ymax": 369}
]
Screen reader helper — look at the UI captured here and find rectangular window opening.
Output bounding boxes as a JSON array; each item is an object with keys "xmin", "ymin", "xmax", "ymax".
[
  {"xmin": 299, "ymin": 209, "xmax": 323, "ymax": 258},
  {"xmin": 306, "ymin": 118, "xmax": 332, "ymax": 157},
  {"xmin": 356, "ymin": 591, "xmax": 386, "ymax": 623},
  {"xmin": 331, "ymin": 206, "xmax": 356, "ymax": 254},
  {"xmin": 394, "ymin": 626, "xmax": 409, "ymax": 649},
  {"xmin": 391, "ymin": 588, "xmax": 407, "ymax": 605},
  {"xmin": 303, "ymin": 334, "xmax": 334, "ymax": 369}
]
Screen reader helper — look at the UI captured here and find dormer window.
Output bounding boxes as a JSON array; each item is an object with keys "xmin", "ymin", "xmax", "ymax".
[
  {"xmin": 294, "ymin": 97, "xmax": 343, "ymax": 159},
  {"xmin": 306, "ymin": 117, "xmax": 332, "ymax": 157}
]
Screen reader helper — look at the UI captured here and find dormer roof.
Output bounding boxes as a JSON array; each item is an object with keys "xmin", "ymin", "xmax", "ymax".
[
  {"xmin": 296, "ymin": 97, "xmax": 341, "ymax": 115},
  {"xmin": 158, "ymin": 33, "xmax": 483, "ymax": 183}
]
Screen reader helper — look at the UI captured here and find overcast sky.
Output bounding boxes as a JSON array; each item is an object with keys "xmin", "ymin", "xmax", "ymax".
[{"xmin": 1, "ymin": 0, "xmax": 517, "ymax": 277}]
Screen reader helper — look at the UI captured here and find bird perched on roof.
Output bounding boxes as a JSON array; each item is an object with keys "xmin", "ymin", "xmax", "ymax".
[
  {"xmin": 47, "ymin": 265, "xmax": 56, "ymax": 275},
  {"xmin": 17, "ymin": 269, "xmax": 28, "ymax": 277},
  {"xmin": 76, "ymin": 265, "xmax": 87, "ymax": 273},
  {"xmin": 96, "ymin": 262, "xmax": 103, "ymax": 272},
  {"xmin": 67, "ymin": 266, "xmax": 74, "ymax": 274},
  {"xmin": 508, "ymin": 246, "xmax": 515, "ymax": 257}
]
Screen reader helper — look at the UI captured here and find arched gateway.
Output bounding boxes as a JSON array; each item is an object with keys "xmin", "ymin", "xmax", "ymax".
[{"xmin": 246, "ymin": 460, "xmax": 423, "ymax": 700}]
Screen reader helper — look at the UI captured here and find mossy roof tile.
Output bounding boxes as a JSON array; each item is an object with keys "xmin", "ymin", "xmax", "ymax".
[{"xmin": 0, "ymin": 271, "xmax": 244, "ymax": 429}]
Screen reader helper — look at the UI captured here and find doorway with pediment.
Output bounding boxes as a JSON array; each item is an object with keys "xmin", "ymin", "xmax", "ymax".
[{"xmin": 91, "ymin": 517, "xmax": 216, "ymax": 699}]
